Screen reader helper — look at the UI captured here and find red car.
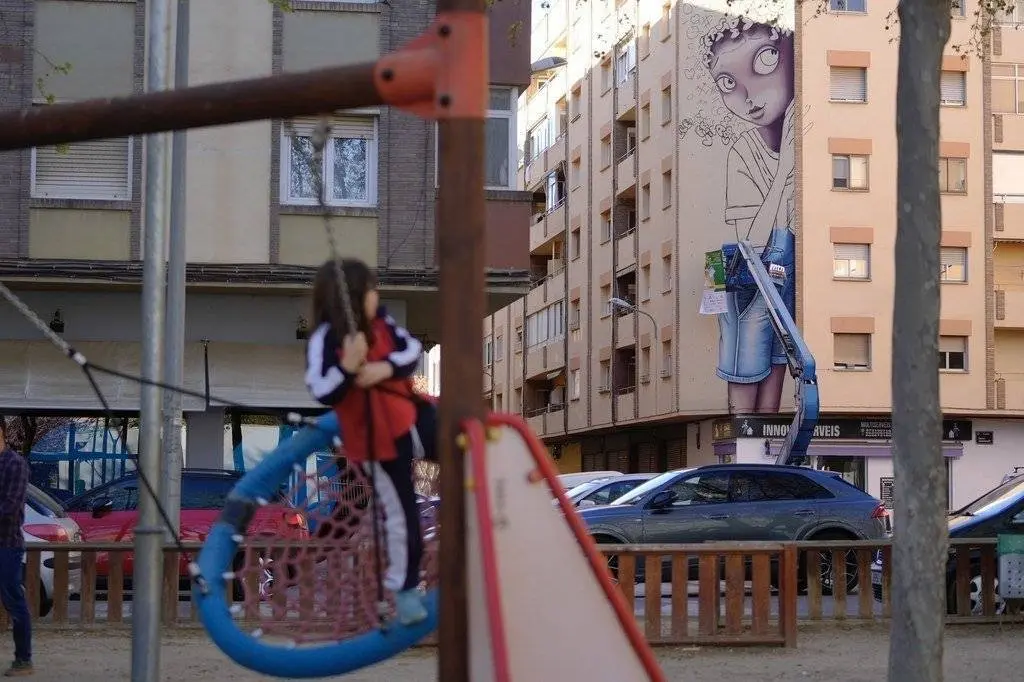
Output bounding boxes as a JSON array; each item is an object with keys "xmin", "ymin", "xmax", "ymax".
[{"xmin": 64, "ymin": 468, "xmax": 308, "ymax": 597}]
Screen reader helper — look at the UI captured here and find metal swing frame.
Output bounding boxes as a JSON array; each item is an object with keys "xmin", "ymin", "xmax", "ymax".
[{"xmin": 0, "ymin": 0, "xmax": 487, "ymax": 678}]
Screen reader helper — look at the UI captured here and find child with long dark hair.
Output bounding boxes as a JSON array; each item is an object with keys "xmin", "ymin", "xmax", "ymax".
[{"xmin": 304, "ymin": 258, "xmax": 436, "ymax": 625}]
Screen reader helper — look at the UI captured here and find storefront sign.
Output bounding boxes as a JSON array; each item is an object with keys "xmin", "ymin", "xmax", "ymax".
[
  {"xmin": 725, "ymin": 417, "xmax": 972, "ymax": 442},
  {"xmin": 879, "ymin": 476, "xmax": 894, "ymax": 509},
  {"xmin": 976, "ymin": 430, "xmax": 994, "ymax": 445}
]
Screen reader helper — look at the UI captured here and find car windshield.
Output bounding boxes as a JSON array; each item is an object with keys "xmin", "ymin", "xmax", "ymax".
[
  {"xmin": 609, "ymin": 470, "xmax": 689, "ymax": 506},
  {"xmin": 26, "ymin": 484, "xmax": 68, "ymax": 519},
  {"xmin": 952, "ymin": 477, "xmax": 1024, "ymax": 518},
  {"xmin": 564, "ymin": 480, "xmax": 606, "ymax": 500}
]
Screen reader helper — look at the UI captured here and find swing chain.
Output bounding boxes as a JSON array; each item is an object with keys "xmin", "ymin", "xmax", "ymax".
[{"xmin": 309, "ymin": 116, "xmax": 390, "ymax": 629}]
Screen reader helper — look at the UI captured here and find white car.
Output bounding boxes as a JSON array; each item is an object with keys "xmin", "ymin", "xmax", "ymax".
[
  {"xmin": 23, "ymin": 484, "xmax": 83, "ymax": 617},
  {"xmin": 556, "ymin": 471, "xmax": 623, "ymax": 491}
]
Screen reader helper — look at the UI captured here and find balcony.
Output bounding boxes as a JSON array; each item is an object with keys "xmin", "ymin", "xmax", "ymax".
[
  {"xmin": 615, "ymin": 390, "xmax": 635, "ymax": 422},
  {"xmin": 530, "ymin": 199, "xmax": 566, "ymax": 254},
  {"xmin": 616, "ymin": 152, "xmax": 636, "ymax": 197},
  {"xmin": 616, "ymin": 228, "xmax": 636, "ymax": 267},
  {"xmin": 995, "ymin": 372, "xmax": 1024, "ymax": 411},
  {"xmin": 615, "ymin": 310, "xmax": 636, "ymax": 348},
  {"xmin": 530, "ymin": 2, "xmax": 568, "ymax": 64},
  {"xmin": 994, "ymin": 198, "xmax": 1024, "ymax": 241},
  {"xmin": 616, "ymin": 78, "xmax": 637, "ymax": 121}
]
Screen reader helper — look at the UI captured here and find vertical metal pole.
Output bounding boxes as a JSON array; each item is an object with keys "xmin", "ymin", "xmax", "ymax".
[
  {"xmin": 132, "ymin": 0, "xmax": 174, "ymax": 679},
  {"xmin": 436, "ymin": 0, "xmax": 487, "ymax": 679},
  {"xmin": 161, "ymin": 0, "xmax": 189, "ymax": 540}
]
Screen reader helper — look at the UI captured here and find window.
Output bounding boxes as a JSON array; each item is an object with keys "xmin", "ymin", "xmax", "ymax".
[
  {"xmin": 833, "ymin": 243, "xmax": 871, "ymax": 279},
  {"xmin": 31, "ymin": 136, "xmax": 132, "ymax": 200},
  {"xmin": 662, "ymin": 170, "xmax": 672, "ymax": 209},
  {"xmin": 661, "ymin": 340, "xmax": 672, "ymax": 377},
  {"xmin": 571, "ymin": 158, "xmax": 582, "ymax": 187},
  {"xmin": 600, "ymin": 211, "xmax": 612, "ymax": 242},
  {"xmin": 495, "ymin": 393, "xmax": 503, "ymax": 410},
  {"xmin": 660, "ymin": 86, "xmax": 672, "ymax": 124},
  {"xmin": 939, "ymin": 336, "xmax": 967, "ymax": 371},
  {"xmin": 833, "ymin": 333, "xmax": 871, "ymax": 370},
  {"xmin": 662, "ymin": 253, "xmax": 673, "ymax": 292},
  {"xmin": 570, "ymin": 369, "xmax": 581, "ymax": 400},
  {"xmin": 731, "ymin": 471, "xmax": 834, "ymax": 502},
  {"xmin": 571, "ymin": 86, "xmax": 582, "ymax": 120},
  {"xmin": 513, "ymin": 388, "xmax": 522, "ymax": 412},
  {"xmin": 600, "ymin": 135, "xmax": 612, "ymax": 168},
  {"xmin": 569, "ymin": 298, "xmax": 581, "ymax": 329},
  {"xmin": 830, "ymin": 0, "xmax": 866, "ymax": 11},
  {"xmin": 600, "ymin": 284, "xmax": 612, "ymax": 316},
  {"xmin": 951, "ymin": 0, "xmax": 966, "ymax": 16},
  {"xmin": 625, "ymin": 127, "xmax": 637, "ymax": 156},
  {"xmin": 832, "ymin": 154, "xmax": 869, "ymax": 190},
  {"xmin": 940, "ymin": 246, "xmax": 968, "ymax": 282},
  {"xmin": 640, "ymin": 183, "xmax": 651, "ymax": 220},
  {"xmin": 526, "ymin": 119, "xmax": 550, "ymax": 164},
  {"xmin": 992, "ymin": 63, "xmax": 1024, "ymax": 114},
  {"xmin": 486, "ymin": 87, "xmax": 518, "ymax": 189},
  {"xmin": 515, "ymin": 326, "xmax": 523, "ymax": 352},
  {"xmin": 282, "ymin": 116, "xmax": 378, "ymax": 207},
  {"xmin": 484, "ymin": 337, "xmax": 494, "ymax": 365},
  {"xmin": 641, "ymin": 265, "xmax": 651, "ymax": 300},
  {"xmin": 570, "ymin": 228, "xmax": 581, "ymax": 259},
  {"xmin": 525, "ymin": 301, "xmax": 565, "ymax": 348},
  {"xmin": 640, "ymin": 104, "xmax": 651, "ymax": 139},
  {"xmin": 181, "ymin": 476, "xmax": 237, "ymax": 510},
  {"xmin": 495, "ymin": 335, "xmax": 504, "ymax": 359},
  {"xmin": 939, "ymin": 156, "xmax": 967, "ymax": 193},
  {"xmin": 829, "ymin": 67, "xmax": 867, "ymax": 103},
  {"xmin": 640, "ymin": 347, "xmax": 651, "ymax": 379},
  {"xmin": 615, "ymin": 40, "xmax": 637, "ymax": 85},
  {"xmin": 601, "ymin": 61, "xmax": 612, "ymax": 91},
  {"xmin": 666, "ymin": 472, "xmax": 731, "ymax": 506},
  {"xmin": 599, "ymin": 361, "xmax": 611, "ymax": 391},
  {"xmin": 940, "ymin": 71, "xmax": 966, "ymax": 106}
]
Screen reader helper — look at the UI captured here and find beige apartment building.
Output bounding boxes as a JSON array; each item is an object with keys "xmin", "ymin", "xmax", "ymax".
[
  {"xmin": 0, "ymin": 0, "xmax": 530, "ymax": 468},
  {"xmin": 483, "ymin": 0, "xmax": 1024, "ymax": 508}
]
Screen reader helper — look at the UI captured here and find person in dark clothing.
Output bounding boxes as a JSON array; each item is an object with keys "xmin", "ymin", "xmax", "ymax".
[
  {"xmin": 303, "ymin": 258, "xmax": 437, "ymax": 626},
  {"xmin": 0, "ymin": 418, "xmax": 32, "ymax": 676}
]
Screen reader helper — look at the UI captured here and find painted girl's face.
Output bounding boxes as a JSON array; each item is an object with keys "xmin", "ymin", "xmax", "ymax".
[{"xmin": 709, "ymin": 29, "xmax": 793, "ymax": 126}]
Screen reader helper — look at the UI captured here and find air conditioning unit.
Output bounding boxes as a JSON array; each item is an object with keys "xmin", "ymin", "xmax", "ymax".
[
  {"xmin": 659, "ymin": 368, "xmax": 671, "ymax": 378},
  {"xmin": 598, "ymin": 383, "xmax": 611, "ymax": 393},
  {"xmin": 640, "ymin": 373, "xmax": 650, "ymax": 384},
  {"xmin": 569, "ymin": 314, "xmax": 580, "ymax": 330}
]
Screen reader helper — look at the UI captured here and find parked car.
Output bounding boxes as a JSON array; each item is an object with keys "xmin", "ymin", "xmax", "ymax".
[
  {"xmin": 560, "ymin": 474, "xmax": 658, "ymax": 509},
  {"xmin": 556, "ymin": 471, "xmax": 623, "ymax": 491},
  {"xmin": 63, "ymin": 468, "xmax": 308, "ymax": 598},
  {"xmin": 871, "ymin": 473, "xmax": 1024, "ymax": 614},
  {"xmin": 24, "ymin": 483, "xmax": 83, "ymax": 617},
  {"xmin": 580, "ymin": 463, "xmax": 891, "ymax": 592}
]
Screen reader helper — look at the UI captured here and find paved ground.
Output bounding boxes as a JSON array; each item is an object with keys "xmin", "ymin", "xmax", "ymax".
[{"xmin": 13, "ymin": 623, "xmax": 1024, "ymax": 681}]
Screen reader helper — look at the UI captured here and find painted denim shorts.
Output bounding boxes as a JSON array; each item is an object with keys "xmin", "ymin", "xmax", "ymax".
[{"xmin": 715, "ymin": 226, "xmax": 796, "ymax": 384}]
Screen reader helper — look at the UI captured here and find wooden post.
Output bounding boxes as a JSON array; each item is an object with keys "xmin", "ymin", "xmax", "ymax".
[{"xmin": 434, "ymin": 0, "xmax": 489, "ymax": 677}]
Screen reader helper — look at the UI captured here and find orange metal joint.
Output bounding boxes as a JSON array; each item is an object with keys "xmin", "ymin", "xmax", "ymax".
[{"xmin": 374, "ymin": 12, "xmax": 488, "ymax": 120}]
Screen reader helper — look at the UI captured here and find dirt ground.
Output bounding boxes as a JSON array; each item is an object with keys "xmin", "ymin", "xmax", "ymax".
[{"xmin": 12, "ymin": 623, "xmax": 1024, "ymax": 681}]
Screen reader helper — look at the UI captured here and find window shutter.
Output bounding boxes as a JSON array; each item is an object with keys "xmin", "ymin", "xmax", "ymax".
[
  {"xmin": 833, "ymin": 243, "xmax": 870, "ymax": 261},
  {"xmin": 940, "ymin": 247, "xmax": 967, "ymax": 271},
  {"xmin": 940, "ymin": 71, "xmax": 966, "ymax": 104},
  {"xmin": 829, "ymin": 67, "xmax": 866, "ymax": 102},
  {"xmin": 834, "ymin": 333, "xmax": 870, "ymax": 366},
  {"xmin": 288, "ymin": 116, "xmax": 375, "ymax": 139},
  {"xmin": 939, "ymin": 336, "xmax": 966, "ymax": 353},
  {"xmin": 33, "ymin": 138, "xmax": 131, "ymax": 200}
]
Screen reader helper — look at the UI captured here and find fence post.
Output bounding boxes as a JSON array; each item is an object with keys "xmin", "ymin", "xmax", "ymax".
[{"xmin": 780, "ymin": 543, "xmax": 798, "ymax": 648}]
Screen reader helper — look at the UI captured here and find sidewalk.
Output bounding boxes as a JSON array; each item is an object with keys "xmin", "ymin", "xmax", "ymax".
[{"xmin": 18, "ymin": 622, "xmax": 1024, "ymax": 681}]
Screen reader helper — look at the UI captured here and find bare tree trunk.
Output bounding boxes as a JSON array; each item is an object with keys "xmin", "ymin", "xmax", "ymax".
[{"xmin": 890, "ymin": 1, "xmax": 951, "ymax": 680}]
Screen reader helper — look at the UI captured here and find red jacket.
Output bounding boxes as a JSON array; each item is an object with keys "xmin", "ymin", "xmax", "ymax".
[{"xmin": 304, "ymin": 307, "xmax": 422, "ymax": 462}]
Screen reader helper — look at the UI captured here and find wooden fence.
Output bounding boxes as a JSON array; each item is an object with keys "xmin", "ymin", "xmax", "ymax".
[{"xmin": 1, "ymin": 538, "xmax": 1020, "ymax": 648}]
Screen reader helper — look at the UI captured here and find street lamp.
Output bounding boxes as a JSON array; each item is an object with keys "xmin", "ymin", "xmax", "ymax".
[{"xmin": 609, "ymin": 297, "xmax": 659, "ymax": 413}]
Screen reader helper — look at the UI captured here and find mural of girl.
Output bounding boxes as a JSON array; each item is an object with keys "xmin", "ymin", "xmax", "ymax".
[{"xmin": 702, "ymin": 16, "xmax": 796, "ymax": 414}]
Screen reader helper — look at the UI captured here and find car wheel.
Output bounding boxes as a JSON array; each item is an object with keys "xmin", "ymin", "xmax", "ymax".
[
  {"xmin": 591, "ymin": 535, "xmax": 624, "ymax": 583},
  {"xmin": 807, "ymin": 531, "xmax": 859, "ymax": 596},
  {"xmin": 947, "ymin": 570, "xmax": 1024, "ymax": 616}
]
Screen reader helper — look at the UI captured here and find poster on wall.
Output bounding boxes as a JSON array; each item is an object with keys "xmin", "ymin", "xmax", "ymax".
[{"xmin": 679, "ymin": 5, "xmax": 798, "ymax": 416}]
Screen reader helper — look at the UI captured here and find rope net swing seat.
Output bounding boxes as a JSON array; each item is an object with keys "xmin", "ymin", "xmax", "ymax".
[{"xmin": 0, "ymin": 5, "xmax": 667, "ymax": 681}]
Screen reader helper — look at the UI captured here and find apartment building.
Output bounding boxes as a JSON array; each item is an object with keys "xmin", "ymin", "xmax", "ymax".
[
  {"xmin": 484, "ymin": 0, "xmax": 1024, "ymax": 508},
  {"xmin": 0, "ymin": 0, "xmax": 530, "ymax": 466}
]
